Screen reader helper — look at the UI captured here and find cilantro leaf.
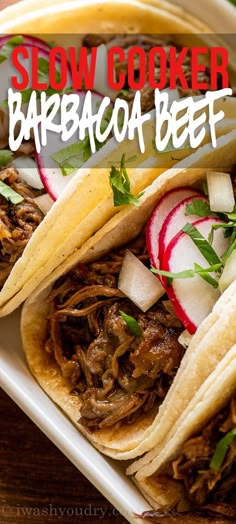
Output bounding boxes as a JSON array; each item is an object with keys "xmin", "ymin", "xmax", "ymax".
[
  {"xmin": 51, "ymin": 131, "xmax": 107, "ymax": 176},
  {"xmin": 119, "ymin": 310, "xmax": 142, "ymax": 337},
  {"xmin": 225, "ymin": 205, "xmax": 236, "ymax": 222},
  {"xmin": 151, "ymin": 263, "xmax": 222, "ymax": 288},
  {"xmin": 0, "ymin": 35, "xmax": 24, "ymax": 64},
  {"xmin": 210, "ymin": 429, "xmax": 236, "ymax": 470},
  {"xmin": 47, "ymin": 40, "xmax": 56, "ymax": 48},
  {"xmin": 222, "ymin": 231, "xmax": 236, "ymax": 264},
  {"xmin": 117, "ymin": 89, "xmax": 130, "ymax": 97},
  {"xmin": 182, "ymin": 223, "xmax": 221, "ymax": 266},
  {"xmin": 109, "ymin": 154, "xmax": 143, "ymax": 207},
  {"xmin": 202, "ymin": 180, "xmax": 209, "ymax": 196},
  {"xmin": 0, "ymin": 181, "xmax": 23, "ymax": 204},
  {"xmin": 193, "ymin": 263, "xmax": 219, "ymax": 288},
  {"xmin": 0, "ymin": 150, "xmax": 13, "ymax": 167},
  {"xmin": 51, "ymin": 140, "xmax": 90, "ymax": 175},
  {"xmin": 185, "ymin": 199, "xmax": 213, "ymax": 218},
  {"xmin": 107, "ymin": 155, "xmax": 137, "ymax": 165}
]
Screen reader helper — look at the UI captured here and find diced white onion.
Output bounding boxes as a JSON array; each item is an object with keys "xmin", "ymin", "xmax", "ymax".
[
  {"xmin": 219, "ymin": 249, "xmax": 236, "ymax": 294},
  {"xmin": 34, "ymin": 194, "xmax": 54, "ymax": 215},
  {"xmin": 178, "ymin": 330, "xmax": 192, "ymax": 349},
  {"xmin": 118, "ymin": 250, "xmax": 165, "ymax": 312},
  {"xmin": 12, "ymin": 157, "xmax": 44, "ymax": 190},
  {"xmin": 207, "ymin": 171, "xmax": 235, "ymax": 213},
  {"xmin": 90, "ymin": 44, "xmax": 117, "ymax": 100},
  {"xmin": 162, "ymin": 88, "xmax": 180, "ymax": 108}
]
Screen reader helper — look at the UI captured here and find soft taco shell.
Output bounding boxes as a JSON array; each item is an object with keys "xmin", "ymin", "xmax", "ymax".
[
  {"xmin": 132, "ymin": 344, "xmax": 236, "ymax": 511},
  {"xmin": 0, "ymin": 0, "xmax": 229, "ymax": 34},
  {"xmin": 21, "ymin": 130, "xmax": 236, "ymax": 460}
]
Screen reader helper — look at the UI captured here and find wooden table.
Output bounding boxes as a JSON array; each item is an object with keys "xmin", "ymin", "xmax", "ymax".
[
  {"xmin": 0, "ymin": 2, "xmax": 128, "ymax": 522},
  {"xmin": 0, "ymin": 389, "xmax": 128, "ymax": 524}
]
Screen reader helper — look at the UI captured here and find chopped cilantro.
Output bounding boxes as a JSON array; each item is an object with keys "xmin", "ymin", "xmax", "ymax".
[
  {"xmin": 0, "ymin": 35, "xmax": 24, "ymax": 64},
  {"xmin": 210, "ymin": 429, "xmax": 236, "ymax": 470},
  {"xmin": 109, "ymin": 154, "xmax": 143, "ymax": 207},
  {"xmin": 182, "ymin": 223, "xmax": 221, "ymax": 267},
  {"xmin": 0, "ymin": 180, "xmax": 23, "ymax": 204},
  {"xmin": 185, "ymin": 199, "xmax": 213, "ymax": 218},
  {"xmin": 119, "ymin": 310, "xmax": 142, "ymax": 337},
  {"xmin": 151, "ymin": 263, "xmax": 221, "ymax": 288},
  {"xmin": 0, "ymin": 150, "xmax": 13, "ymax": 167}
]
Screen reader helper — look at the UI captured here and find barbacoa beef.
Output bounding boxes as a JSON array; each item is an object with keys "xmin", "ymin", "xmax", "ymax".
[
  {"xmin": 46, "ymin": 236, "xmax": 184, "ymax": 431},
  {"xmin": 0, "ymin": 167, "xmax": 44, "ymax": 289},
  {"xmin": 154, "ymin": 398, "xmax": 236, "ymax": 519}
]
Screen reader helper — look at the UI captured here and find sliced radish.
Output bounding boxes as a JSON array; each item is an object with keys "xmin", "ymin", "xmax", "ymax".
[
  {"xmin": 162, "ymin": 218, "xmax": 229, "ymax": 334},
  {"xmin": 36, "ymin": 91, "xmax": 113, "ymax": 201},
  {"xmin": 159, "ymin": 194, "xmax": 208, "ymax": 262},
  {"xmin": 118, "ymin": 250, "xmax": 165, "ymax": 312},
  {"xmin": 0, "ymin": 35, "xmax": 51, "ymax": 53},
  {"xmin": 12, "ymin": 157, "xmax": 44, "ymax": 190},
  {"xmin": 146, "ymin": 187, "xmax": 200, "ymax": 270},
  {"xmin": 34, "ymin": 194, "xmax": 54, "ymax": 215}
]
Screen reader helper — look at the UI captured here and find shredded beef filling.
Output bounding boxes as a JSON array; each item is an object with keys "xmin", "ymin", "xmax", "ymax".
[
  {"xmin": 46, "ymin": 235, "xmax": 184, "ymax": 431},
  {"xmin": 158, "ymin": 398, "xmax": 236, "ymax": 519},
  {"xmin": 82, "ymin": 34, "xmax": 224, "ymax": 113},
  {"xmin": 0, "ymin": 166, "xmax": 44, "ymax": 289}
]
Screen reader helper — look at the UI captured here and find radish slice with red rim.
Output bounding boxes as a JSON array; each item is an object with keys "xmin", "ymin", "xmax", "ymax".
[
  {"xmin": 161, "ymin": 217, "xmax": 230, "ymax": 334},
  {"xmin": 158, "ymin": 194, "xmax": 208, "ymax": 263},
  {"xmin": 146, "ymin": 187, "xmax": 201, "ymax": 270},
  {"xmin": 36, "ymin": 91, "xmax": 113, "ymax": 201},
  {"xmin": 0, "ymin": 34, "xmax": 51, "ymax": 53}
]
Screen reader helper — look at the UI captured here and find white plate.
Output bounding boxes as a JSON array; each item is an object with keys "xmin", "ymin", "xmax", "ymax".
[
  {"xmin": 0, "ymin": 0, "xmax": 235, "ymax": 520},
  {"xmin": 0, "ymin": 309, "xmax": 150, "ymax": 523}
]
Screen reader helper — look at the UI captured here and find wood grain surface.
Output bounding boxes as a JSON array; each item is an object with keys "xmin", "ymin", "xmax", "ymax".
[
  {"xmin": 0, "ymin": 2, "xmax": 128, "ymax": 522},
  {"xmin": 0, "ymin": 389, "xmax": 128, "ymax": 524}
]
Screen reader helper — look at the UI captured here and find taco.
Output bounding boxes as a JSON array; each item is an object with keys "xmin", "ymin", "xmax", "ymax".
[
  {"xmin": 0, "ymin": 0, "xmax": 236, "ymax": 317},
  {"xmin": 21, "ymin": 130, "xmax": 236, "ymax": 461},
  {"xmin": 134, "ymin": 344, "xmax": 236, "ymax": 522}
]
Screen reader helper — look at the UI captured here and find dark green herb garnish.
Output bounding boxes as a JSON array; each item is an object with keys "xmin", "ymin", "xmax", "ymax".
[
  {"xmin": 210, "ymin": 428, "xmax": 236, "ymax": 470},
  {"xmin": 182, "ymin": 223, "xmax": 221, "ymax": 266},
  {"xmin": 0, "ymin": 35, "xmax": 24, "ymax": 64},
  {"xmin": 109, "ymin": 154, "xmax": 143, "ymax": 207},
  {"xmin": 0, "ymin": 150, "xmax": 13, "ymax": 167},
  {"xmin": 119, "ymin": 310, "xmax": 142, "ymax": 337},
  {"xmin": 51, "ymin": 138, "xmax": 94, "ymax": 176},
  {"xmin": 108, "ymin": 155, "xmax": 137, "ymax": 165},
  {"xmin": 185, "ymin": 199, "xmax": 213, "ymax": 218},
  {"xmin": 117, "ymin": 89, "xmax": 130, "ymax": 97},
  {"xmin": 202, "ymin": 180, "xmax": 209, "ymax": 196},
  {"xmin": 51, "ymin": 122, "xmax": 110, "ymax": 176},
  {"xmin": 0, "ymin": 181, "xmax": 23, "ymax": 204},
  {"xmin": 151, "ymin": 263, "xmax": 221, "ymax": 288}
]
